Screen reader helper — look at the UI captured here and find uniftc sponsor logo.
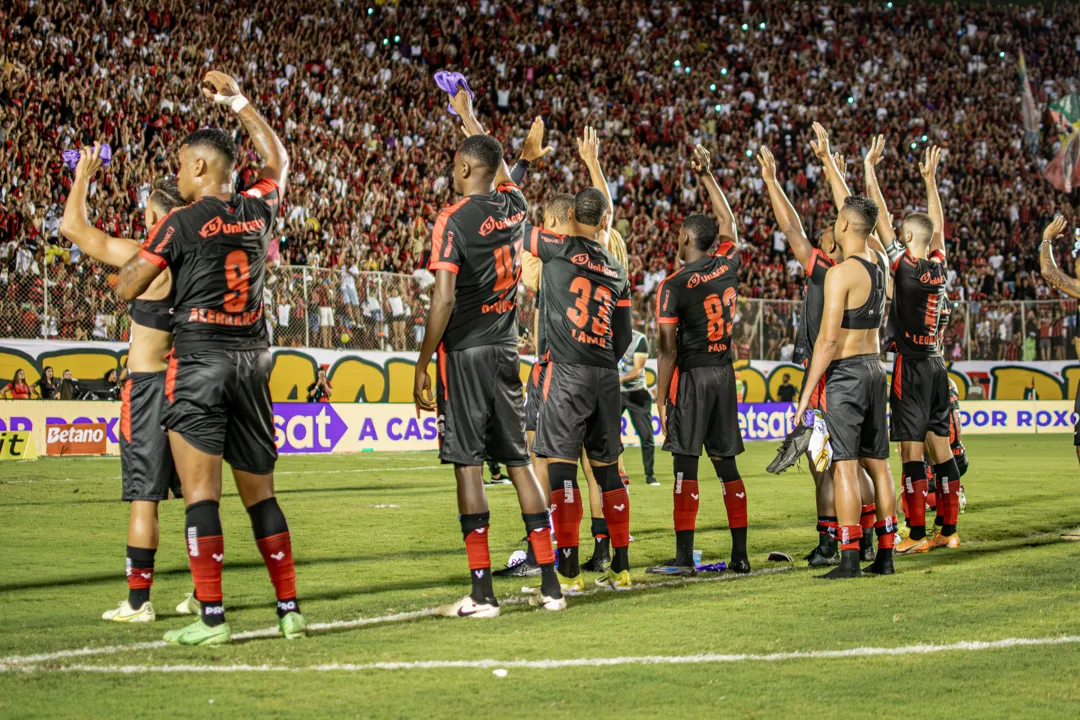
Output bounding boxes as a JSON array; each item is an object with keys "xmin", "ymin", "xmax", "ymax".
[{"xmin": 199, "ymin": 216, "xmax": 266, "ymax": 238}]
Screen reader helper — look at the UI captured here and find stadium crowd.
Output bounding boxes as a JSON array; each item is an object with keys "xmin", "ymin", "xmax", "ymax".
[{"xmin": 2, "ymin": 0, "xmax": 1080, "ymax": 357}]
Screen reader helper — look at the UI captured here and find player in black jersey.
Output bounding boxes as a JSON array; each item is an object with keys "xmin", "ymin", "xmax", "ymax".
[
  {"xmin": 116, "ymin": 71, "xmax": 303, "ymax": 645},
  {"xmin": 651, "ymin": 145, "xmax": 750, "ymax": 575},
  {"xmin": 413, "ymin": 88, "xmax": 563, "ymax": 615},
  {"xmin": 60, "ymin": 144, "xmax": 189, "ymax": 623},
  {"xmin": 1038, "ymin": 215, "xmax": 1080, "ymax": 470},
  {"xmin": 528, "ymin": 182, "xmax": 634, "ymax": 592},
  {"xmin": 795, "ymin": 195, "xmax": 898, "ymax": 579},
  {"xmin": 865, "ymin": 142, "xmax": 964, "ymax": 554}
]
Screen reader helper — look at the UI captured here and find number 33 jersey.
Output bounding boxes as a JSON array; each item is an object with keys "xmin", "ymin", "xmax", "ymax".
[
  {"xmin": 656, "ymin": 241, "xmax": 741, "ymax": 369},
  {"xmin": 526, "ymin": 231, "xmax": 631, "ymax": 368},
  {"xmin": 428, "ymin": 183, "xmax": 529, "ymax": 352},
  {"xmin": 139, "ymin": 178, "xmax": 280, "ymax": 356}
]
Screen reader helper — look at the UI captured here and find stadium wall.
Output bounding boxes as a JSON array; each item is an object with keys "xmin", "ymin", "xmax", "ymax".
[{"xmin": 2, "ymin": 340, "xmax": 1080, "ymax": 403}]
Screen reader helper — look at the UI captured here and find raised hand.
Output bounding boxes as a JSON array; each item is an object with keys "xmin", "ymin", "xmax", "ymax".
[
  {"xmin": 834, "ymin": 152, "xmax": 848, "ymax": 177},
  {"xmin": 756, "ymin": 146, "xmax": 777, "ymax": 184},
  {"xmin": 74, "ymin": 143, "xmax": 104, "ymax": 181},
  {"xmin": 865, "ymin": 134, "xmax": 886, "ymax": 166},
  {"xmin": 690, "ymin": 144, "xmax": 712, "ymax": 175},
  {"xmin": 448, "ymin": 87, "xmax": 474, "ymax": 119},
  {"xmin": 919, "ymin": 145, "xmax": 942, "ymax": 182},
  {"xmin": 522, "ymin": 116, "xmax": 555, "ymax": 163},
  {"xmin": 200, "ymin": 70, "xmax": 242, "ymax": 100},
  {"xmin": 576, "ymin": 125, "xmax": 600, "ymax": 166},
  {"xmin": 1042, "ymin": 215, "xmax": 1068, "ymax": 244},
  {"xmin": 809, "ymin": 122, "xmax": 831, "ymax": 162}
]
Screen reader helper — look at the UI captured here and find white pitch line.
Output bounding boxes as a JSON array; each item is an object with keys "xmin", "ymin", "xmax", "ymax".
[
  {"xmin": 7, "ymin": 635, "xmax": 1080, "ymax": 675},
  {"xmin": 0, "ymin": 567, "xmax": 792, "ymax": 668},
  {"xmin": 2, "ymin": 465, "xmax": 445, "ymax": 487}
]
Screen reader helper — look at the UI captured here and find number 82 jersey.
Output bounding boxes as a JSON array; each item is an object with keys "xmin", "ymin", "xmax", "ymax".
[{"xmin": 656, "ymin": 241, "xmax": 741, "ymax": 369}]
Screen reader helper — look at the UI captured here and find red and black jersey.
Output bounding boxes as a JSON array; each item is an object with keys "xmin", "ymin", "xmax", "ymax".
[
  {"xmin": 523, "ymin": 221, "xmax": 564, "ymax": 358},
  {"xmin": 889, "ymin": 249, "xmax": 947, "ymax": 357},
  {"xmin": 794, "ymin": 248, "xmax": 836, "ymax": 365},
  {"xmin": 428, "ymin": 184, "xmax": 528, "ymax": 351},
  {"xmin": 948, "ymin": 381, "xmax": 965, "ymax": 456},
  {"xmin": 139, "ymin": 178, "xmax": 279, "ymax": 356},
  {"xmin": 527, "ymin": 231, "xmax": 630, "ymax": 368},
  {"xmin": 656, "ymin": 241, "xmax": 741, "ymax": 369}
]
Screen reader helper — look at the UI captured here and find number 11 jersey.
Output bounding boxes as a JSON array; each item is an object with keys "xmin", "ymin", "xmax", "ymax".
[
  {"xmin": 525, "ymin": 232, "xmax": 631, "ymax": 368},
  {"xmin": 656, "ymin": 241, "xmax": 741, "ymax": 369}
]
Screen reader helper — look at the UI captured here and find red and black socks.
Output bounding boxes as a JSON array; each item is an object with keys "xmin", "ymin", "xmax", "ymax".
[
  {"xmin": 126, "ymin": 545, "xmax": 156, "ymax": 610},
  {"xmin": 902, "ymin": 461, "xmax": 928, "ymax": 540},
  {"xmin": 590, "ymin": 517, "xmax": 610, "ymax": 560},
  {"xmin": 672, "ymin": 454, "xmax": 700, "ymax": 565},
  {"xmin": 860, "ymin": 503, "xmax": 877, "ymax": 552},
  {"xmin": 247, "ymin": 497, "xmax": 299, "ymax": 618},
  {"xmin": 594, "ymin": 464, "xmax": 630, "ymax": 573},
  {"xmin": 875, "ymin": 515, "xmax": 897, "ymax": 552},
  {"xmin": 523, "ymin": 511, "xmax": 561, "ymax": 599},
  {"xmin": 713, "ymin": 457, "xmax": 748, "ymax": 560},
  {"xmin": 933, "ymin": 460, "xmax": 961, "ymax": 536},
  {"xmin": 185, "ymin": 500, "xmax": 225, "ymax": 627},
  {"xmin": 460, "ymin": 511, "xmax": 494, "ymax": 604},
  {"xmin": 816, "ymin": 516, "xmax": 839, "ymax": 552},
  {"xmin": 548, "ymin": 462, "xmax": 583, "ymax": 577}
]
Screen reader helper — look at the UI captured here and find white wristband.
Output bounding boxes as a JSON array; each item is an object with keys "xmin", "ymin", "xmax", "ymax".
[{"xmin": 213, "ymin": 93, "xmax": 249, "ymax": 113}]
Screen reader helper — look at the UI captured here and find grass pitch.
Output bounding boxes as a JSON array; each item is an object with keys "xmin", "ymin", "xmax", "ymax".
[{"xmin": 1, "ymin": 435, "xmax": 1079, "ymax": 718}]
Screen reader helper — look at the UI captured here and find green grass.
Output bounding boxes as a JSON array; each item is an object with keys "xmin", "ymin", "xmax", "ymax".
[{"xmin": 2, "ymin": 436, "xmax": 1080, "ymax": 718}]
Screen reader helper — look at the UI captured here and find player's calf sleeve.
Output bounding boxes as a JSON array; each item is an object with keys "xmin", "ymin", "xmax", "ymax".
[
  {"xmin": 126, "ymin": 546, "xmax": 156, "ymax": 609},
  {"xmin": 185, "ymin": 500, "xmax": 225, "ymax": 626},
  {"xmin": 875, "ymin": 515, "xmax": 898, "ymax": 550},
  {"xmin": 860, "ymin": 504, "xmax": 877, "ymax": 530},
  {"xmin": 548, "ymin": 462, "xmax": 582, "ymax": 549},
  {"xmin": 672, "ymin": 454, "xmax": 700, "ymax": 532},
  {"xmin": 461, "ymin": 511, "xmax": 495, "ymax": 603},
  {"xmin": 712, "ymin": 457, "xmax": 747, "ymax": 530},
  {"xmin": 933, "ymin": 459, "xmax": 962, "ymax": 534},
  {"xmin": 902, "ymin": 462, "xmax": 928, "ymax": 540},
  {"xmin": 522, "ymin": 511, "xmax": 555, "ymax": 566},
  {"xmin": 247, "ymin": 497, "xmax": 298, "ymax": 616},
  {"xmin": 595, "ymin": 464, "xmax": 630, "ymax": 550},
  {"xmin": 839, "ymin": 524, "xmax": 863, "ymax": 552},
  {"xmin": 816, "ymin": 516, "xmax": 839, "ymax": 541}
]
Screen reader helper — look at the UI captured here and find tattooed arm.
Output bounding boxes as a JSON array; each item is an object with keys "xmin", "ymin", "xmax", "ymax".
[{"xmin": 1039, "ymin": 216, "xmax": 1080, "ymax": 299}]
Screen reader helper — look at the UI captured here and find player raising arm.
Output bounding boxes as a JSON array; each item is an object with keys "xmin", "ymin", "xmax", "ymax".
[
  {"xmin": 1038, "ymin": 215, "xmax": 1080, "ymax": 468},
  {"xmin": 692, "ymin": 145, "xmax": 738, "ymax": 247},
  {"xmin": 115, "ymin": 70, "xmax": 301, "ymax": 647}
]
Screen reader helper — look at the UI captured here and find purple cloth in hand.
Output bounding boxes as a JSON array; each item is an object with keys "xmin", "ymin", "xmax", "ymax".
[
  {"xmin": 433, "ymin": 71, "xmax": 474, "ymax": 116},
  {"xmin": 62, "ymin": 144, "xmax": 111, "ymax": 170}
]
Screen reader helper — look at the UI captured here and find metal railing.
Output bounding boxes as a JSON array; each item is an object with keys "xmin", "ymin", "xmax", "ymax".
[{"xmin": 5, "ymin": 260, "xmax": 1079, "ymax": 362}]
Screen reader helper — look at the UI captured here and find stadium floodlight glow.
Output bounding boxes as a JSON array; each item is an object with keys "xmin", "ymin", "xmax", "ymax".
[
  {"xmin": 714, "ymin": 104, "xmax": 722, "ymax": 112},
  {"xmin": 746, "ymin": 149, "xmax": 753, "ymax": 157},
  {"xmin": 847, "ymin": 96, "xmax": 854, "ymax": 104},
  {"xmin": 1000, "ymin": 51, "xmax": 1006, "ymax": 58},
  {"xmin": 710, "ymin": 83, "xmax": 717, "ymax": 91},
  {"xmin": 721, "ymin": 68, "xmax": 728, "ymax": 76},
  {"xmin": 382, "ymin": 38, "xmax": 389, "ymax": 45},
  {"xmin": 394, "ymin": 35, "xmax": 401, "ymax": 42},
  {"xmin": 921, "ymin": 134, "xmax": 928, "ymax": 142},
  {"xmin": 759, "ymin": 22, "xmax": 766, "ymax": 30},
  {"xmin": 674, "ymin": 60, "xmax": 681, "ymax": 67},
  {"xmin": 887, "ymin": 2, "xmax": 893, "ymax": 7},
  {"xmin": 684, "ymin": 67, "xmax": 691, "ymax": 74},
  {"xmin": 741, "ymin": 23, "xmax": 748, "ymax": 31},
  {"xmin": 367, "ymin": 7, "xmax": 373, "ymax": 14},
  {"xmin": 910, "ymin": 142, "xmax": 918, "ymax": 149}
]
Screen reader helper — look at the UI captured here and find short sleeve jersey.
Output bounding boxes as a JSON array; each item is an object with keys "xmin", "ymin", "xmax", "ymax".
[
  {"xmin": 526, "ymin": 232, "xmax": 631, "ymax": 368},
  {"xmin": 656, "ymin": 241, "xmax": 741, "ymax": 369},
  {"xmin": 889, "ymin": 249, "xmax": 947, "ymax": 357},
  {"xmin": 139, "ymin": 177, "xmax": 279, "ymax": 356},
  {"xmin": 428, "ymin": 184, "xmax": 528, "ymax": 351},
  {"xmin": 620, "ymin": 330, "xmax": 649, "ymax": 392},
  {"xmin": 794, "ymin": 248, "xmax": 836, "ymax": 365},
  {"xmin": 523, "ymin": 221, "xmax": 566, "ymax": 358}
]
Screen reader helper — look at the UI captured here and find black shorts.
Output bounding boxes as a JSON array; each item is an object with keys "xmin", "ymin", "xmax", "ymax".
[
  {"xmin": 1074, "ymin": 394, "xmax": 1080, "ymax": 446},
  {"xmin": 663, "ymin": 364, "xmax": 744, "ymax": 458},
  {"xmin": 533, "ymin": 362, "xmax": 622, "ymax": 463},
  {"xmin": 436, "ymin": 344, "xmax": 530, "ymax": 467},
  {"xmin": 890, "ymin": 354, "xmax": 950, "ymax": 442},
  {"xmin": 120, "ymin": 371, "xmax": 181, "ymax": 502},
  {"xmin": 822, "ymin": 354, "xmax": 889, "ymax": 462},
  {"xmin": 161, "ymin": 349, "xmax": 277, "ymax": 474},
  {"xmin": 524, "ymin": 359, "xmax": 547, "ymax": 433}
]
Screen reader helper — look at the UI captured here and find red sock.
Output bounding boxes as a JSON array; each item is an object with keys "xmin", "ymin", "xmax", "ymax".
[
  {"xmin": 550, "ymin": 488, "xmax": 583, "ymax": 549},
  {"xmin": 721, "ymin": 479, "xmax": 748, "ymax": 529},
  {"xmin": 839, "ymin": 524, "xmax": 862, "ymax": 551},
  {"xmin": 876, "ymin": 516, "xmax": 897, "ymax": 550},
  {"xmin": 463, "ymin": 526, "xmax": 491, "ymax": 570},
  {"xmin": 673, "ymin": 479, "xmax": 700, "ymax": 531},
  {"xmin": 601, "ymin": 488, "xmax": 631, "ymax": 549},
  {"xmin": 860, "ymin": 503, "xmax": 877, "ymax": 530},
  {"xmin": 255, "ymin": 532, "xmax": 297, "ymax": 602},
  {"xmin": 904, "ymin": 478, "xmax": 928, "ymax": 530},
  {"xmin": 940, "ymin": 477, "xmax": 960, "ymax": 526},
  {"xmin": 188, "ymin": 535, "xmax": 224, "ymax": 603},
  {"xmin": 528, "ymin": 526, "xmax": 556, "ymax": 566}
]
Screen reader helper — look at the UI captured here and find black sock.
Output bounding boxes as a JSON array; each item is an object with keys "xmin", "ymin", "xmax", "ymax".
[
  {"xmin": 942, "ymin": 523, "xmax": 957, "ymax": 536},
  {"xmin": 591, "ymin": 517, "xmax": 609, "ymax": 539},
  {"xmin": 201, "ymin": 600, "xmax": 226, "ymax": 627},
  {"xmin": 126, "ymin": 545, "xmax": 156, "ymax": 610},
  {"xmin": 592, "ymin": 535, "xmax": 610, "ymax": 559},
  {"xmin": 560, "ymin": 546, "xmax": 580, "ymax": 578},
  {"xmin": 524, "ymin": 540, "xmax": 537, "ymax": 565},
  {"xmin": 730, "ymin": 527, "xmax": 748, "ymax": 559},
  {"xmin": 471, "ymin": 572, "xmax": 495, "ymax": 605},
  {"xmin": 611, "ymin": 546, "xmax": 629, "ymax": 573},
  {"xmin": 675, "ymin": 530, "xmax": 694, "ymax": 565}
]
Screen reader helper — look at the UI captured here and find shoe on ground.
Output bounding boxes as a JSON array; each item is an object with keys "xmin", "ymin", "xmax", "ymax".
[
  {"xmin": 729, "ymin": 556, "xmax": 751, "ymax": 574},
  {"xmin": 484, "ymin": 475, "xmax": 511, "ymax": 486},
  {"xmin": 528, "ymin": 593, "xmax": 567, "ymax": 611},
  {"xmin": 102, "ymin": 600, "xmax": 155, "ymax": 623},
  {"xmin": 805, "ymin": 546, "xmax": 840, "ymax": 567},
  {"xmin": 163, "ymin": 618, "xmax": 232, "ymax": 646},
  {"xmin": 895, "ymin": 536, "xmax": 930, "ymax": 555},
  {"xmin": 860, "ymin": 530, "xmax": 877, "ymax": 563},
  {"xmin": 435, "ymin": 595, "xmax": 500, "ymax": 619},
  {"xmin": 927, "ymin": 531, "xmax": 961, "ymax": 550},
  {"xmin": 492, "ymin": 560, "xmax": 541, "ymax": 577},
  {"xmin": 645, "ymin": 475, "xmax": 660, "ymax": 486},
  {"xmin": 580, "ymin": 551, "xmax": 610, "ymax": 573},
  {"xmin": 176, "ymin": 592, "xmax": 201, "ymax": 616},
  {"xmin": 280, "ymin": 611, "xmax": 308, "ymax": 639},
  {"xmin": 817, "ymin": 550, "xmax": 862, "ymax": 580},
  {"xmin": 645, "ymin": 558, "xmax": 696, "ymax": 576},
  {"xmin": 595, "ymin": 568, "xmax": 632, "ymax": 591},
  {"xmin": 526, "ymin": 572, "xmax": 584, "ymax": 597},
  {"xmin": 863, "ymin": 553, "xmax": 895, "ymax": 575}
]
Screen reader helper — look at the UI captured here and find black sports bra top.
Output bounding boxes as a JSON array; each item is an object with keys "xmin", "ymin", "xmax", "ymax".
[
  {"xmin": 841, "ymin": 253, "xmax": 887, "ymax": 330},
  {"xmin": 131, "ymin": 294, "xmax": 174, "ymax": 332}
]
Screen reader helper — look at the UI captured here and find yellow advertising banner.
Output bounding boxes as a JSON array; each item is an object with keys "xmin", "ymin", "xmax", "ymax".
[{"xmin": 0, "ymin": 431, "xmax": 38, "ymax": 461}]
